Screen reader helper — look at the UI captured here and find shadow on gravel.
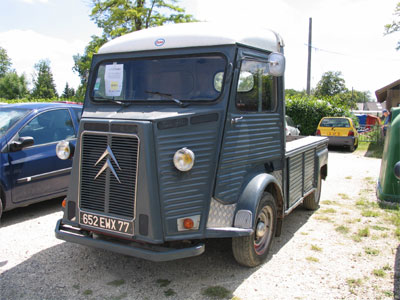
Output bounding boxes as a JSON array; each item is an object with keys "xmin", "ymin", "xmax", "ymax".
[
  {"xmin": 0, "ymin": 205, "xmax": 313, "ymax": 300},
  {"xmin": 0, "ymin": 197, "xmax": 63, "ymax": 228}
]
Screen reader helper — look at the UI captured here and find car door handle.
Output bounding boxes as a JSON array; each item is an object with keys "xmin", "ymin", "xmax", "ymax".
[{"xmin": 231, "ymin": 116, "xmax": 243, "ymax": 125}]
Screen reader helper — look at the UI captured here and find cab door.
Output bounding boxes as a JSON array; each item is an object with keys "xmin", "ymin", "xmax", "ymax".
[
  {"xmin": 8, "ymin": 108, "xmax": 76, "ymax": 203},
  {"xmin": 214, "ymin": 49, "xmax": 285, "ymax": 204}
]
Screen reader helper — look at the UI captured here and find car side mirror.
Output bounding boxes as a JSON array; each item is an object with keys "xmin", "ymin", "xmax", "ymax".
[{"xmin": 10, "ymin": 136, "xmax": 34, "ymax": 152}]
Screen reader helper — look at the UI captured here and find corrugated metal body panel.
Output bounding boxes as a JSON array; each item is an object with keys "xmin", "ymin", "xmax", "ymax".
[
  {"xmin": 215, "ymin": 113, "xmax": 282, "ymax": 204},
  {"xmin": 156, "ymin": 122, "xmax": 219, "ymax": 234},
  {"xmin": 288, "ymin": 154, "xmax": 303, "ymax": 206},
  {"xmin": 304, "ymin": 150, "xmax": 315, "ymax": 193}
]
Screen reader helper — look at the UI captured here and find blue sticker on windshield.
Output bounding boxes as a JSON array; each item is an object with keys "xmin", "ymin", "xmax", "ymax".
[{"xmin": 155, "ymin": 38, "xmax": 165, "ymax": 47}]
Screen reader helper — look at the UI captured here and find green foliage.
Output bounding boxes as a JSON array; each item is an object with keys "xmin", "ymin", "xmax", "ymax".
[
  {"xmin": 0, "ymin": 98, "xmax": 58, "ymax": 103},
  {"xmin": 385, "ymin": 2, "xmax": 400, "ymax": 50},
  {"xmin": 0, "ymin": 47, "xmax": 12, "ymax": 78},
  {"xmin": 31, "ymin": 59, "xmax": 58, "ymax": 99},
  {"xmin": 0, "ymin": 71, "xmax": 29, "ymax": 99},
  {"xmin": 285, "ymin": 95, "xmax": 356, "ymax": 135},
  {"xmin": 315, "ymin": 71, "xmax": 347, "ymax": 97},
  {"xmin": 62, "ymin": 82, "xmax": 75, "ymax": 99},
  {"xmin": 73, "ymin": 0, "xmax": 196, "ymax": 88},
  {"xmin": 90, "ymin": 0, "xmax": 196, "ymax": 39}
]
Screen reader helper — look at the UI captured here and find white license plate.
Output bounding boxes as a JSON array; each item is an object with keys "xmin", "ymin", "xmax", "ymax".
[{"xmin": 79, "ymin": 212, "xmax": 133, "ymax": 235}]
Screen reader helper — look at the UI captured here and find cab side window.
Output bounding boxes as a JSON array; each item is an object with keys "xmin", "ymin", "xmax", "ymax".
[
  {"xmin": 19, "ymin": 109, "xmax": 75, "ymax": 146},
  {"xmin": 236, "ymin": 60, "xmax": 276, "ymax": 112}
]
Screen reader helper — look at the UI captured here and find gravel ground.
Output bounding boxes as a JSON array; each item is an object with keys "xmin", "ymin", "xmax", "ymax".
[{"xmin": 0, "ymin": 150, "xmax": 398, "ymax": 300}]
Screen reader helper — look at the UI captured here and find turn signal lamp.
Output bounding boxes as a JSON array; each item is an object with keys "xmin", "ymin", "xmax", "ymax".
[
  {"xmin": 62, "ymin": 198, "xmax": 66, "ymax": 208},
  {"xmin": 173, "ymin": 148, "xmax": 195, "ymax": 171},
  {"xmin": 348, "ymin": 130, "xmax": 354, "ymax": 136},
  {"xmin": 183, "ymin": 218, "xmax": 194, "ymax": 229},
  {"xmin": 316, "ymin": 129, "xmax": 321, "ymax": 136}
]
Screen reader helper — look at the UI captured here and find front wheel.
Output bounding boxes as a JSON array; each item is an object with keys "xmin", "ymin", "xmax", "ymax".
[{"xmin": 232, "ymin": 193, "xmax": 277, "ymax": 267}]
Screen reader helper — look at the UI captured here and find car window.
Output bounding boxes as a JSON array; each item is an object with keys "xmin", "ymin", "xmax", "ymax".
[
  {"xmin": 236, "ymin": 60, "xmax": 276, "ymax": 112},
  {"xmin": 19, "ymin": 109, "xmax": 75, "ymax": 146},
  {"xmin": 0, "ymin": 107, "xmax": 31, "ymax": 137},
  {"xmin": 72, "ymin": 107, "xmax": 82, "ymax": 122},
  {"xmin": 320, "ymin": 118, "xmax": 350, "ymax": 128}
]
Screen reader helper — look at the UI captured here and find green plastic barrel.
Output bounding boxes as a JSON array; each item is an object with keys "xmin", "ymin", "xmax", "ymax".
[{"xmin": 377, "ymin": 107, "xmax": 400, "ymax": 202}]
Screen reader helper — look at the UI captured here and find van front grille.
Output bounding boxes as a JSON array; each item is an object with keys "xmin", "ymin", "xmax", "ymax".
[{"xmin": 79, "ymin": 132, "xmax": 139, "ymax": 220}]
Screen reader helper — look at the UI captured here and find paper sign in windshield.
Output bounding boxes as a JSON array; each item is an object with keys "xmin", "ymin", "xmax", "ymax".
[{"xmin": 105, "ymin": 64, "xmax": 123, "ymax": 97}]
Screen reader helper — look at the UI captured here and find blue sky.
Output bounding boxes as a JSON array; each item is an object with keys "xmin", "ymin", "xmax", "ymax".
[{"xmin": 0, "ymin": 0, "xmax": 399, "ymax": 98}]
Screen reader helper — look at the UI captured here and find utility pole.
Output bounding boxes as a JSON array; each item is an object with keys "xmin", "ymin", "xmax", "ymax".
[{"xmin": 306, "ymin": 17, "xmax": 312, "ymax": 95}]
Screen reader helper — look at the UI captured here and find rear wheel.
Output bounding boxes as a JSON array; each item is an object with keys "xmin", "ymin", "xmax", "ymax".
[
  {"xmin": 303, "ymin": 175, "xmax": 322, "ymax": 210},
  {"xmin": 232, "ymin": 193, "xmax": 277, "ymax": 267}
]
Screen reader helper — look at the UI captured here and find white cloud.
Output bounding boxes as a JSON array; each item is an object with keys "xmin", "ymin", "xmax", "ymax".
[
  {"xmin": 0, "ymin": 29, "xmax": 87, "ymax": 94},
  {"xmin": 19, "ymin": 0, "xmax": 49, "ymax": 4}
]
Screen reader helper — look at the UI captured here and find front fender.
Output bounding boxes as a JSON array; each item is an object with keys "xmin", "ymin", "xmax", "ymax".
[{"xmin": 234, "ymin": 173, "xmax": 282, "ymax": 229}]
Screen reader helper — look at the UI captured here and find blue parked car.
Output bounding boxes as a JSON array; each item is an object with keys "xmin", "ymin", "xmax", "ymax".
[{"xmin": 0, "ymin": 102, "xmax": 82, "ymax": 219}]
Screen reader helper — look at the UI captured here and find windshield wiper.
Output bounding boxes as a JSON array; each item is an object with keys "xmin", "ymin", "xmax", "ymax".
[
  {"xmin": 92, "ymin": 96, "xmax": 134, "ymax": 107},
  {"xmin": 145, "ymin": 91, "xmax": 189, "ymax": 108}
]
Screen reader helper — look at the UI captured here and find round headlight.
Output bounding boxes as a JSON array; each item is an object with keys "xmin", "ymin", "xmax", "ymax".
[
  {"xmin": 173, "ymin": 148, "xmax": 195, "ymax": 172},
  {"xmin": 56, "ymin": 140, "xmax": 71, "ymax": 160}
]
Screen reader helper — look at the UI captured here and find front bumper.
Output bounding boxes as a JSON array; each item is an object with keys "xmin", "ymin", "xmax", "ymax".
[{"xmin": 55, "ymin": 219, "xmax": 205, "ymax": 262}]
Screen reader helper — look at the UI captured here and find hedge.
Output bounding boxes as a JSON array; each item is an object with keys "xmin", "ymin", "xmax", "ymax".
[
  {"xmin": 0, "ymin": 98, "xmax": 83, "ymax": 104},
  {"xmin": 286, "ymin": 96, "xmax": 357, "ymax": 136}
]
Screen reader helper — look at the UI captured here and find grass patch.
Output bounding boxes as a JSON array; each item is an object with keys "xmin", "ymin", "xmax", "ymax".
[
  {"xmin": 346, "ymin": 218, "xmax": 361, "ymax": 224},
  {"xmin": 345, "ymin": 176, "xmax": 352, "ymax": 180},
  {"xmin": 314, "ymin": 215, "xmax": 332, "ymax": 222},
  {"xmin": 383, "ymin": 291, "xmax": 394, "ymax": 297},
  {"xmin": 311, "ymin": 245, "xmax": 322, "ymax": 252},
  {"xmin": 319, "ymin": 208, "xmax": 337, "ymax": 214},
  {"xmin": 357, "ymin": 227, "xmax": 370, "ymax": 238},
  {"xmin": 383, "ymin": 264, "xmax": 391, "ymax": 271},
  {"xmin": 156, "ymin": 279, "xmax": 171, "ymax": 287},
  {"xmin": 300, "ymin": 232, "xmax": 309, "ymax": 235},
  {"xmin": 164, "ymin": 289, "xmax": 176, "ymax": 297},
  {"xmin": 352, "ymin": 235, "xmax": 362, "ymax": 242},
  {"xmin": 358, "ymin": 142, "xmax": 383, "ymax": 158},
  {"xmin": 321, "ymin": 200, "xmax": 339, "ymax": 205},
  {"xmin": 111, "ymin": 293, "xmax": 128, "ymax": 300},
  {"xmin": 107, "ymin": 279, "xmax": 125, "ymax": 287},
  {"xmin": 346, "ymin": 278, "xmax": 362, "ymax": 287},
  {"xmin": 364, "ymin": 247, "xmax": 380, "ymax": 256},
  {"xmin": 371, "ymin": 225, "xmax": 388, "ymax": 231},
  {"xmin": 338, "ymin": 193, "xmax": 350, "ymax": 200},
  {"xmin": 202, "ymin": 286, "xmax": 232, "ymax": 299},
  {"xmin": 361, "ymin": 210, "xmax": 380, "ymax": 217},
  {"xmin": 82, "ymin": 290, "xmax": 93, "ymax": 296},
  {"xmin": 335, "ymin": 225, "xmax": 350, "ymax": 234},
  {"xmin": 306, "ymin": 256, "xmax": 319, "ymax": 262},
  {"xmin": 373, "ymin": 269, "xmax": 386, "ymax": 277},
  {"xmin": 73, "ymin": 284, "xmax": 80, "ymax": 290}
]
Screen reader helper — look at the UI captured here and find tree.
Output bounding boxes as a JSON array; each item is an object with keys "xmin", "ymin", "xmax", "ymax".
[
  {"xmin": 73, "ymin": 0, "xmax": 196, "ymax": 87},
  {"xmin": 62, "ymin": 82, "xmax": 75, "ymax": 99},
  {"xmin": 90, "ymin": 0, "xmax": 196, "ymax": 39},
  {"xmin": 314, "ymin": 71, "xmax": 348, "ymax": 98},
  {"xmin": 0, "ymin": 47, "xmax": 12, "ymax": 78},
  {"xmin": 385, "ymin": 2, "xmax": 400, "ymax": 50},
  {"xmin": 0, "ymin": 71, "xmax": 29, "ymax": 99},
  {"xmin": 31, "ymin": 59, "xmax": 58, "ymax": 99}
]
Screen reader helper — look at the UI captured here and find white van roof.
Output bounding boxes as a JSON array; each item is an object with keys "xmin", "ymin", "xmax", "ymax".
[{"xmin": 98, "ymin": 22, "xmax": 284, "ymax": 54}]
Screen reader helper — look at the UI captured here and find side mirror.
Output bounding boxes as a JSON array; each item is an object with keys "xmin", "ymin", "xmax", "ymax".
[
  {"xmin": 394, "ymin": 161, "xmax": 400, "ymax": 180},
  {"xmin": 10, "ymin": 136, "xmax": 34, "ymax": 152},
  {"xmin": 268, "ymin": 52, "xmax": 285, "ymax": 76}
]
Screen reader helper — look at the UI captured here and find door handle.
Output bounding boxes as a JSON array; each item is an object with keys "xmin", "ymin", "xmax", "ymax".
[{"xmin": 231, "ymin": 116, "xmax": 243, "ymax": 125}]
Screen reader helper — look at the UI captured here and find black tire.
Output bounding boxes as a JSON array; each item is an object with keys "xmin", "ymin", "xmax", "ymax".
[
  {"xmin": 303, "ymin": 175, "xmax": 322, "ymax": 210},
  {"xmin": 232, "ymin": 193, "xmax": 277, "ymax": 267}
]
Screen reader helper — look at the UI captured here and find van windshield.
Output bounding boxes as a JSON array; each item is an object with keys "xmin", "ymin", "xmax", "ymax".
[
  {"xmin": 0, "ymin": 107, "xmax": 31, "ymax": 137},
  {"xmin": 91, "ymin": 55, "xmax": 226, "ymax": 103}
]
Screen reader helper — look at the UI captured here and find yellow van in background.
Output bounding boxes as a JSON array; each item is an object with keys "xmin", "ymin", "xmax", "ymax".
[{"xmin": 316, "ymin": 117, "xmax": 359, "ymax": 151}]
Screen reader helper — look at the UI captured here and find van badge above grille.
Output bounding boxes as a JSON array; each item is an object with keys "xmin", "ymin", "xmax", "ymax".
[{"xmin": 94, "ymin": 146, "xmax": 122, "ymax": 183}]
